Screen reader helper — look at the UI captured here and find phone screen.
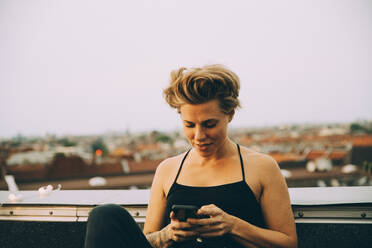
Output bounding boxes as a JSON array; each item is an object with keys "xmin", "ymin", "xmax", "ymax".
[{"xmin": 171, "ymin": 205, "xmax": 199, "ymax": 222}]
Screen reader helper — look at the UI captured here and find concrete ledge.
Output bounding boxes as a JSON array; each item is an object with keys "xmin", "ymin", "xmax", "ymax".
[
  {"xmin": 1, "ymin": 187, "xmax": 372, "ymax": 248},
  {"xmin": 1, "ymin": 187, "xmax": 371, "ymax": 223}
]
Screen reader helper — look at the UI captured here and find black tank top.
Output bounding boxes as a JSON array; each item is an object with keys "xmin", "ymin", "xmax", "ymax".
[{"xmin": 164, "ymin": 144, "xmax": 265, "ymax": 248}]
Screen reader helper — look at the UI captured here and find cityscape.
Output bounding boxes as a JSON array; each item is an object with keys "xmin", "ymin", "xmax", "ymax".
[
  {"xmin": 1, "ymin": 1, "xmax": 371, "ymax": 247},
  {"xmin": 1, "ymin": 120, "xmax": 371, "ymax": 191}
]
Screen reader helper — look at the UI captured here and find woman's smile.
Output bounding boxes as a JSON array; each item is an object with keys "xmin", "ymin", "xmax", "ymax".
[{"xmin": 195, "ymin": 143, "xmax": 212, "ymax": 151}]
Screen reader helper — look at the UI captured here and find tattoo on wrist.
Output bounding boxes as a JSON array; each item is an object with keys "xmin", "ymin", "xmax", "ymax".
[{"xmin": 146, "ymin": 227, "xmax": 174, "ymax": 248}]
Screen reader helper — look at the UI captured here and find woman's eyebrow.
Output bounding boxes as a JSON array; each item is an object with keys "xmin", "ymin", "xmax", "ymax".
[
  {"xmin": 202, "ymin": 119, "xmax": 218, "ymax": 124},
  {"xmin": 183, "ymin": 119, "xmax": 218, "ymax": 124}
]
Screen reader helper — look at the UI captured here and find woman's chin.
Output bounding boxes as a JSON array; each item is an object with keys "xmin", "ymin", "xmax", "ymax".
[{"xmin": 194, "ymin": 144, "xmax": 214, "ymax": 156}]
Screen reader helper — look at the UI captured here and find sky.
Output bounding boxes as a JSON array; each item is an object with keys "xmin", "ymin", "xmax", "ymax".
[{"xmin": 1, "ymin": 0, "xmax": 371, "ymax": 138}]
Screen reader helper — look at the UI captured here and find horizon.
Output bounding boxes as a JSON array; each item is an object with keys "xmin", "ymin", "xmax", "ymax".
[{"xmin": 1, "ymin": 119, "xmax": 368, "ymax": 140}]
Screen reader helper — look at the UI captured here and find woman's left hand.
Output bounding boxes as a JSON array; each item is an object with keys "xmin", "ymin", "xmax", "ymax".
[{"xmin": 187, "ymin": 204, "xmax": 236, "ymax": 238}]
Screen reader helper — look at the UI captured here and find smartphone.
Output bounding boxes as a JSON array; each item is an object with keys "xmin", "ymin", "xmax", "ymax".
[{"xmin": 171, "ymin": 204, "xmax": 200, "ymax": 222}]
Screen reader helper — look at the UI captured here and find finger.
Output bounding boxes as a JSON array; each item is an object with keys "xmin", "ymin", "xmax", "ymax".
[
  {"xmin": 201, "ymin": 204, "xmax": 216, "ymax": 208},
  {"xmin": 200, "ymin": 231, "xmax": 224, "ymax": 237},
  {"xmin": 200, "ymin": 204, "xmax": 218, "ymax": 210},
  {"xmin": 198, "ymin": 225, "xmax": 226, "ymax": 236},
  {"xmin": 172, "ymin": 221, "xmax": 196, "ymax": 230},
  {"xmin": 172, "ymin": 229, "xmax": 199, "ymax": 242},
  {"xmin": 173, "ymin": 229, "xmax": 199, "ymax": 237},
  {"xmin": 187, "ymin": 217, "xmax": 219, "ymax": 226},
  {"xmin": 173, "ymin": 232, "xmax": 198, "ymax": 243},
  {"xmin": 198, "ymin": 208, "xmax": 220, "ymax": 216},
  {"xmin": 198, "ymin": 205, "xmax": 221, "ymax": 216},
  {"xmin": 172, "ymin": 233, "xmax": 190, "ymax": 243},
  {"xmin": 194, "ymin": 224, "xmax": 222, "ymax": 234},
  {"xmin": 170, "ymin": 211, "xmax": 175, "ymax": 219}
]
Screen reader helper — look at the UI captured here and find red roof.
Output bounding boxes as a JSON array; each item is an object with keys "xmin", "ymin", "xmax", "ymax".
[
  {"xmin": 306, "ymin": 150, "xmax": 347, "ymax": 160},
  {"xmin": 111, "ymin": 147, "xmax": 133, "ymax": 158},
  {"xmin": 328, "ymin": 151, "xmax": 347, "ymax": 160},
  {"xmin": 306, "ymin": 150, "xmax": 326, "ymax": 160},
  {"xmin": 352, "ymin": 135, "xmax": 372, "ymax": 147},
  {"xmin": 269, "ymin": 153, "xmax": 304, "ymax": 163}
]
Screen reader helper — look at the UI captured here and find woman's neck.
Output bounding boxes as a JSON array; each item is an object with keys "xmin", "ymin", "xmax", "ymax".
[{"xmin": 195, "ymin": 138, "xmax": 236, "ymax": 165}]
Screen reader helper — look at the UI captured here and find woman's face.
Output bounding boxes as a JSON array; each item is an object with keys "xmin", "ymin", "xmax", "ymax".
[{"xmin": 179, "ymin": 99, "xmax": 233, "ymax": 157}]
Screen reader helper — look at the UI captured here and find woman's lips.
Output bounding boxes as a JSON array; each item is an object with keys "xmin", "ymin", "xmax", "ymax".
[{"xmin": 195, "ymin": 143, "xmax": 212, "ymax": 150}]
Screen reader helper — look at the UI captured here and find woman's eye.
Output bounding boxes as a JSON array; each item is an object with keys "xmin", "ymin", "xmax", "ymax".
[{"xmin": 204, "ymin": 123, "xmax": 216, "ymax": 128}]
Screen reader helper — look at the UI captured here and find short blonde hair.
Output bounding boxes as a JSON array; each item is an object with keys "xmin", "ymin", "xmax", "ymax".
[{"xmin": 163, "ymin": 64, "xmax": 241, "ymax": 115}]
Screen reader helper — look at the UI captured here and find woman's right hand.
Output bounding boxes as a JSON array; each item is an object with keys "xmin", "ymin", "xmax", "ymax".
[{"xmin": 165, "ymin": 211, "xmax": 199, "ymax": 243}]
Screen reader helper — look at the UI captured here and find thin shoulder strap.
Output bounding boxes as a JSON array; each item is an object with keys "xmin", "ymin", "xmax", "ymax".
[
  {"xmin": 237, "ymin": 143, "xmax": 245, "ymax": 180},
  {"xmin": 173, "ymin": 148, "xmax": 191, "ymax": 183}
]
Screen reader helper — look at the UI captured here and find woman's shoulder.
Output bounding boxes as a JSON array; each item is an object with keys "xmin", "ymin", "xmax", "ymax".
[
  {"xmin": 238, "ymin": 145, "xmax": 280, "ymax": 175},
  {"xmin": 239, "ymin": 145, "xmax": 276, "ymax": 163},
  {"xmin": 154, "ymin": 150, "xmax": 190, "ymax": 192},
  {"xmin": 156, "ymin": 151, "xmax": 188, "ymax": 173}
]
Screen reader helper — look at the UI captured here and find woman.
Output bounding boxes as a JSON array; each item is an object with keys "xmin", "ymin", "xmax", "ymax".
[{"xmin": 84, "ymin": 65, "xmax": 297, "ymax": 248}]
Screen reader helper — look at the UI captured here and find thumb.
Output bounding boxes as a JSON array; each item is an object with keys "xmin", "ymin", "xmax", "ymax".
[{"xmin": 170, "ymin": 211, "xmax": 176, "ymax": 220}]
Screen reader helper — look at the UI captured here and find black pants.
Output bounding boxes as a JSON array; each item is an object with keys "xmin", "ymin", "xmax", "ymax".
[{"xmin": 84, "ymin": 204, "xmax": 153, "ymax": 248}]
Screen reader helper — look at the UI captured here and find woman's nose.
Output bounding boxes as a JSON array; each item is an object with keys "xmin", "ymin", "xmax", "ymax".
[{"xmin": 195, "ymin": 126, "xmax": 206, "ymax": 141}]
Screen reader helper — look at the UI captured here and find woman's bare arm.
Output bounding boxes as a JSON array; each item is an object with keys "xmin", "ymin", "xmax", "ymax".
[
  {"xmin": 143, "ymin": 156, "xmax": 198, "ymax": 247},
  {"xmin": 143, "ymin": 160, "xmax": 173, "ymax": 248},
  {"xmin": 229, "ymin": 155, "xmax": 297, "ymax": 248}
]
